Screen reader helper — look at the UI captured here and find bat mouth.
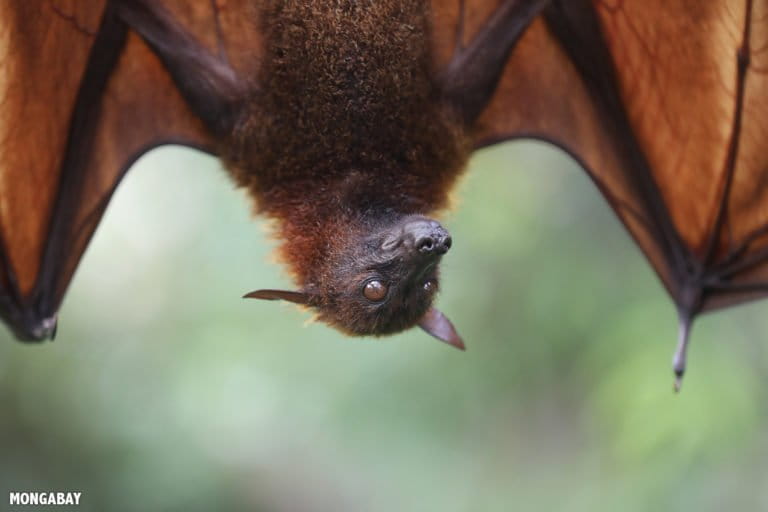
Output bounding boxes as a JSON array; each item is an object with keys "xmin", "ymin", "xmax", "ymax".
[{"xmin": 411, "ymin": 260, "xmax": 439, "ymax": 283}]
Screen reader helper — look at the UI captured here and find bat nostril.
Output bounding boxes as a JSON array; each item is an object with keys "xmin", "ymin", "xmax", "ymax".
[
  {"xmin": 434, "ymin": 236, "xmax": 451, "ymax": 255},
  {"xmin": 417, "ymin": 236, "xmax": 435, "ymax": 252}
]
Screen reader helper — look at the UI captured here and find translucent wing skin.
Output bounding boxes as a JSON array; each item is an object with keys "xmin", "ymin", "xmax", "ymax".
[
  {"xmin": 432, "ymin": 0, "xmax": 768, "ymax": 378},
  {"xmin": 428, "ymin": 0, "xmax": 768, "ymax": 383},
  {"xmin": 4, "ymin": 0, "xmax": 766, "ymax": 379},
  {"xmin": 0, "ymin": 1, "xmax": 256, "ymax": 340}
]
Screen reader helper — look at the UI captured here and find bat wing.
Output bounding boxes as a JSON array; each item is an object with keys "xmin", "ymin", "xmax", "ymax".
[
  {"xmin": 435, "ymin": 0, "xmax": 768, "ymax": 382},
  {"xmin": 0, "ymin": 1, "xmax": 255, "ymax": 340}
]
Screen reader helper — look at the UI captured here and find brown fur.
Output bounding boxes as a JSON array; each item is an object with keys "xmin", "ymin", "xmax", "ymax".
[{"xmin": 222, "ymin": 0, "xmax": 470, "ymax": 332}]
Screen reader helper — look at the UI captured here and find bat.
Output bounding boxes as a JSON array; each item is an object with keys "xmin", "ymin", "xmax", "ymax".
[{"xmin": 1, "ymin": 0, "xmax": 766, "ymax": 390}]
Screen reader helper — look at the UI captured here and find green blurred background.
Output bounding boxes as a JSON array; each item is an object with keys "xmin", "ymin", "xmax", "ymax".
[{"xmin": 1, "ymin": 142, "xmax": 767, "ymax": 511}]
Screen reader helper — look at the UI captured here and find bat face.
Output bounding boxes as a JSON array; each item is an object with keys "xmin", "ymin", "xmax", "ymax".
[
  {"xmin": 315, "ymin": 215, "xmax": 451, "ymax": 337},
  {"xmin": 246, "ymin": 214, "xmax": 461, "ymax": 346}
]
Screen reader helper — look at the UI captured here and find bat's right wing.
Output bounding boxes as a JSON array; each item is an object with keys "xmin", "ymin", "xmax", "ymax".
[
  {"xmin": 433, "ymin": 0, "xmax": 768, "ymax": 383},
  {"xmin": 0, "ymin": 0, "xmax": 257, "ymax": 340}
]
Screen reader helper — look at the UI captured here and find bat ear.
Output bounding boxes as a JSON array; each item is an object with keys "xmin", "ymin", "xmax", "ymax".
[
  {"xmin": 418, "ymin": 307, "xmax": 465, "ymax": 351},
  {"xmin": 243, "ymin": 289, "xmax": 312, "ymax": 305}
]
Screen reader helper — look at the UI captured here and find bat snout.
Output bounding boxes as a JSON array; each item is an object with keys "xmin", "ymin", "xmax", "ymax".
[
  {"xmin": 401, "ymin": 218, "xmax": 452, "ymax": 257},
  {"xmin": 415, "ymin": 232, "xmax": 452, "ymax": 255}
]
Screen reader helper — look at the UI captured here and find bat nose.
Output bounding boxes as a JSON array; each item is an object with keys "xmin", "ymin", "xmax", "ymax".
[
  {"xmin": 403, "ymin": 218, "xmax": 452, "ymax": 255},
  {"xmin": 415, "ymin": 232, "xmax": 452, "ymax": 254}
]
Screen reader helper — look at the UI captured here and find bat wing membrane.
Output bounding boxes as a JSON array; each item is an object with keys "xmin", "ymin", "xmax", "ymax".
[
  {"xmin": 0, "ymin": 1, "xmax": 255, "ymax": 340},
  {"xmin": 437, "ymin": 0, "xmax": 768, "ymax": 319}
]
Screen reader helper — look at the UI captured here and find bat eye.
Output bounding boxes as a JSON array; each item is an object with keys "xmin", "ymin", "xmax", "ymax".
[
  {"xmin": 423, "ymin": 280, "xmax": 437, "ymax": 294},
  {"xmin": 363, "ymin": 280, "xmax": 388, "ymax": 302}
]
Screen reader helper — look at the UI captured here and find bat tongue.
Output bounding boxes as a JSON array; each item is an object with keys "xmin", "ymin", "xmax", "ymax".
[{"xmin": 672, "ymin": 314, "xmax": 693, "ymax": 393}]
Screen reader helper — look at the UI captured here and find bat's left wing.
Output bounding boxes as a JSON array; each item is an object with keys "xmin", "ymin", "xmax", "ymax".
[
  {"xmin": 433, "ymin": 0, "xmax": 768, "ymax": 385},
  {"xmin": 0, "ymin": 0, "xmax": 254, "ymax": 340}
]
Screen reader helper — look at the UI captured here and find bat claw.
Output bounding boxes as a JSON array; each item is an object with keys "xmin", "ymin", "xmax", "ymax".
[
  {"xmin": 673, "ymin": 371, "xmax": 684, "ymax": 393},
  {"xmin": 671, "ymin": 314, "xmax": 692, "ymax": 393},
  {"xmin": 19, "ymin": 314, "xmax": 58, "ymax": 342}
]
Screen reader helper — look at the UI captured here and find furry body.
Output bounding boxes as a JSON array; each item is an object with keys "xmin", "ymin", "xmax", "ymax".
[{"xmin": 225, "ymin": 0, "xmax": 469, "ymax": 288}]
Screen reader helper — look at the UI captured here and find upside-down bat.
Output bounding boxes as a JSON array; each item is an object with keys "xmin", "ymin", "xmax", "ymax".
[{"xmin": 1, "ymin": 0, "xmax": 767, "ymax": 389}]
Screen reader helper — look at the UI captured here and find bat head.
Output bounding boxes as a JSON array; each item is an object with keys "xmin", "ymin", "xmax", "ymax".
[{"xmin": 245, "ymin": 215, "xmax": 463, "ymax": 349}]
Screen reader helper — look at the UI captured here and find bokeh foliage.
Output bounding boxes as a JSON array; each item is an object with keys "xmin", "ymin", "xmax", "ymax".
[{"xmin": 1, "ymin": 143, "xmax": 767, "ymax": 511}]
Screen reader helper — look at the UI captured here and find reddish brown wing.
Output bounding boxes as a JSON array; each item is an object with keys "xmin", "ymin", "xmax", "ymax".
[
  {"xmin": 0, "ymin": 1, "xmax": 256, "ymax": 340},
  {"xmin": 434, "ymin": 0, "xmax": 768, "ymax": 319}
]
